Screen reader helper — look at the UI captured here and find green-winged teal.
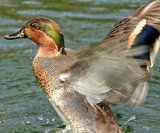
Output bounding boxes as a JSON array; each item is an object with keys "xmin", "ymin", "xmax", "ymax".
[{"xmin": 4, "ymin": 0, "xmax": 160, "ymax": 133}]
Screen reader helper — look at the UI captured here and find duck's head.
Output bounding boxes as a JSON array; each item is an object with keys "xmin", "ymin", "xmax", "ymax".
[{"xmin": 4, "ymin": 17, "xmax": 66, "ymax": 56}]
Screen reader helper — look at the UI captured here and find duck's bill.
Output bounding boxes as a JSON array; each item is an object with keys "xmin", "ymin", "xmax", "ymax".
[{"xmin": 4, "ymin": 29, "xmax": 27, "ymax": 40}]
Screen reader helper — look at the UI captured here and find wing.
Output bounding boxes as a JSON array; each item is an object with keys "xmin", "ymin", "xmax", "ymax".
[
  {"xmin": 59, "ymin": 24, "xmax": 160, "ymax": 106},
  {"xmin": 102, "ymin": 0, "xmax": 160, "ymax": 42}
]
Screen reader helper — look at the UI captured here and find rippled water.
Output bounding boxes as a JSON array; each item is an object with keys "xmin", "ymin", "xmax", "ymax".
[{"xmin": 0, "ymin": 0, "xmax": 160, "ymax": 133}]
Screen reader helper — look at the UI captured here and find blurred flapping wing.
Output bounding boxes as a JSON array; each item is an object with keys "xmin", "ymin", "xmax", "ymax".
[{"xmin": 59, "ymin": 24, "xmax": 160, "ymax": 106}]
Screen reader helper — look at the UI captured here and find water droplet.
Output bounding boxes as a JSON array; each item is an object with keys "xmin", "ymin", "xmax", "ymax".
[
  {"xmin": 123, "ymin": 115, "xmax": 136, "ymax": 126},
  {"xmin": 46, "ymin": 119, "xmax": 49, "ymax": 124},
  {"xmin": 24, "ymin": 117, "xmax": 30, "ymax": 124},
  {"xmin": 26, "ymin": 120, "xmax": 30, "ymax": 124},
  {"xmin": 38, "ymin": 117, "xmax": 43, "ymax": 121},
  {"xmin": 144, "ymin": 126, "xmax": 150, "ymax": 131},
  {"xmin": 128, "ymin": 115, "xmax": 136, "ymax": 122}
]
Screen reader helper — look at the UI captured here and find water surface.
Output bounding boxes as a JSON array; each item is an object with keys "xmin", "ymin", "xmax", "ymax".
[{"xmin": 0, "ymin": 0, "xmax": 160, "ymax": 133}]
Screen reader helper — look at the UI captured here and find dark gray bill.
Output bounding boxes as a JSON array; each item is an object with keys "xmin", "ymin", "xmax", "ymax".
[{"xmin": 4, "ymin": 29, "xmax": 27, "ymax": 40}]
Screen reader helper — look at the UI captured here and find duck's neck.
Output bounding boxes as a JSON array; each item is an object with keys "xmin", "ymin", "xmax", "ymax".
[
  {"xmin": 37, "ymin": 45, "xmax": 60, "ymax": 57},
  {"xmin": 33, "ymin": 34, "xmax": 60, "ymax": 57}
]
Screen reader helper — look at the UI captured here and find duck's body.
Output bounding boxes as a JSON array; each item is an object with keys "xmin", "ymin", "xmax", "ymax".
[
  {"xmin": 33, "ymin": 49, "xmax": 121, "ymax": 132},
  {"xmin": 4, "ymin": 1, "xmax": 160, "ymax": 133}
]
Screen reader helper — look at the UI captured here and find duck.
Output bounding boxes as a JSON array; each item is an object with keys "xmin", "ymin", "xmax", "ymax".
[{"xmin": 4, "ymin": 0, "xmax": 160, "ymax": 133}]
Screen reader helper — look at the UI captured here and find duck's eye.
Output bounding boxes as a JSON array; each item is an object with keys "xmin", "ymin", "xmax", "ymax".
[{"xmin": 30, "ymin": 23, "xmax": 41, "ymax": 30}]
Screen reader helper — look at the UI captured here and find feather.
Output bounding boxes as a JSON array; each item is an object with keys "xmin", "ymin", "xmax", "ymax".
[
  {"xmin": 59, "ymin": 24, "xmax": 160, "ymax": 106},
  {"xmin": 102, "ymin": 0, "xmax": 160, "ymax": 42}
]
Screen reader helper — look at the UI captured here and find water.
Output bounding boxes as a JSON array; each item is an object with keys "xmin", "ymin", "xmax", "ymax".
[{"xmin": 0, "ymin": 0, "xmax": 160, "ymax": 132}]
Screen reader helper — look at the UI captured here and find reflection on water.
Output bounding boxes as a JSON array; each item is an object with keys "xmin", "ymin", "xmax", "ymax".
[{"xmin": 0, "ymin": 0, "xmax": 160, "ymax": 132}]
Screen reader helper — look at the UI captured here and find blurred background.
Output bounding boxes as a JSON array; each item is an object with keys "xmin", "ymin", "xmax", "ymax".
[{"xmin": 0, "ymin": 0, "xmax": 160, "ymax": 132}]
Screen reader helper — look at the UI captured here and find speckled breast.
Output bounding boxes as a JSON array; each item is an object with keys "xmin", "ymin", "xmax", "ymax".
[{"xmin": 32, "ymin": 56, "xmax": 97, "ymax": 133}]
